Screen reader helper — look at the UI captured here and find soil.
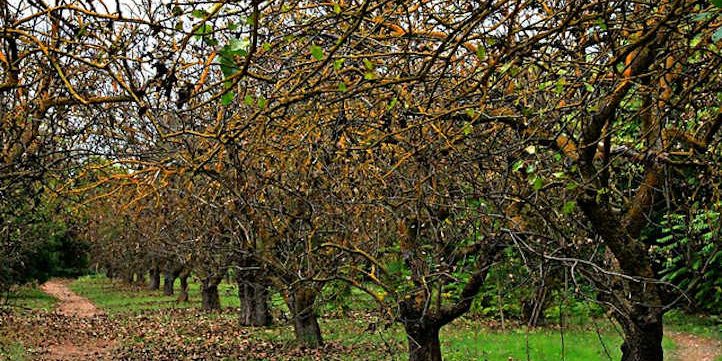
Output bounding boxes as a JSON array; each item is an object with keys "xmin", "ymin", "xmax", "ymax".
[
  {"xmin": 38, "ymin": 279, "xmax": 116, "ymax": 360},
  {"xmin": 668, "ymin": 331, "xmax": 722, "ymax": 361}
]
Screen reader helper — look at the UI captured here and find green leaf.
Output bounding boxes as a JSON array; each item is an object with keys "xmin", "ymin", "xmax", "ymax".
[
  {"xmin": 713, "ymin": 27, "xmax": 722, "ymax": 43},
  {"xmin": 338, "ymin": 82, "xmax": 347, "ymax": 92},
  {"xmin": 310, "ymin": 45, "xmax": 324, "ymax": 60},
  {"xmin": 712, "ymin": 0, "xmax": 722, "ymax": 8},
  {"xmin": 691, "ymin": 34, "xmax": 703, "ymax": 47},
  {"xmin": 192, "ymin": 9, "xmax": 209, "ymax": 19},
  {"xmin": 257, "ymin": 96, "xmax": 267, "ymax": 108},
  {"xmin": 364, "ymin": 72, "xmax": 375, "ymax": 80},
  {"xmin": 595, "ymin": 18, "xmax": 607, "ymax": 31},
  {"xmin": 244, "ymin": 95, "xmax": 254, "ymax": 106},
  {"xmin": 227, "ymin": 38, "xmax": 249, "ymax": 52},
  {"xmin": 476, "ymin": 45, "xmax": 486, "ymax": 60},
  {"xmin": 246, "ymin": 14, "xmax": 256, "ymax": 25},
  {"xmin": 333, "ymin": 3, "xmax": 342, "ymax": 13},
  {"xmin": 562, "ymin": 201, "xmax": 576, "ymax": 215},
  {"xmin": 538, "ymin": 81, "xmax": 553, "ymax": 91},
  {"xmin": 693, "ymin": 12, "xmax": 713, "ymax": 22},
  {"xmin": 387, "ymin": 97, "xmax": 398, "ymax": 110},
  {"xmin": 219, "ymin": 57, "xmax": 239, "ymax": 78},
  {"xmin": 195, "ymin": 23, "xmax": 212, "ymax": 36},
  {"xmin": 363, "ymin": 58, "xmax": 374, "ymax": 70},
  {"xmin": 462, "ymin": 122, "xmax": 473, "ymax": 135},
  {"xmin": 203, "ymin": 37, "xmax": 218, "ymax": 46},
  {"xmin": 221, "ymin": 91, "xmax": 235, "ymax": 106},
  {"xmin": 531, "ymin": 176, "xmax": 544, "ymax": 191},
  {"xmin": 498, "ymin": 62, "xmax": 512, "ymax": 74},
  {"xmin": 511, "ymin": 159, "xmax": 524, "ymax": 172},
  {"xmin": 227, "ymin": 22, "xmax": 239, "ymax": 31},
  {"xmin": 333, "ymin": 58, "xmax": 344, "ymax": 70}
]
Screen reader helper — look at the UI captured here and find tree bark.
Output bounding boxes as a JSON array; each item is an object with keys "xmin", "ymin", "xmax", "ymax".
[
  {"xmin": 177, "ymin": 270, "xmax": 190, "ymax": 302},
  {"xmin": 148, "ymin": 265, "xmax": 160, "ymax": 290},
  {"xmin": 617, "ymin": 307, "xmax": 664, "ymax": 361},
  {"xmin": 133, "ymin": 271, "xmax": 145, "ymax": 286},
  {"xmin": 123, "ymin": 269, "xmax": 134, "ymax": 284},
  {"xmin": 286, "ymin": 286, "xmax": 323, "ymax": 348},
  {"xmin": 163, "ymin": 269, "xmax": 176, "ymax": 296},
  {"xmin": 201, "ymin": 276, "xmax": 222, "ymax": 310},
  {"xmin": 237, "ymin": 278, "xmax": 271, "ymax": 326},
  {"xmin": 405, "ymin": 323, "xmax": 442, "ymax": 361}
]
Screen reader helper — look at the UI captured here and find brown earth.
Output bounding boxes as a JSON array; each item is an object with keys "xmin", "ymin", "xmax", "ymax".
[
  {"xmin": 668, "ymin": 331, "xmax": 722, "ymax": 361},
  {"xmin": 37, "ymin": 279, "xmax": 116, "ymax": 360}
]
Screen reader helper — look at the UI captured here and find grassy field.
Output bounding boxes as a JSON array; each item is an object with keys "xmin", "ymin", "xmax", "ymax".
[
  {"xmin": 3, "ymin": 276, "xmax": 720, "ymax": 360},
  {"xmin": 66, "ymin": 275, "xmax": 652, "ymax": 360},
  {"xmin": 68, "ymin": 274, "xmax": 241, "ymax": 314},
  {"xmin": 3, "ymin": 285, "xmax": 57, "ymax": 311}
]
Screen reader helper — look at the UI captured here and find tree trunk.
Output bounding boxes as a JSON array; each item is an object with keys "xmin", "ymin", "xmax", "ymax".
[
  {"xmin": 124, "ymin": 271, "xmax": 134, "ymax": 284},
  {"xmin": 405, "ymin": 323, "xmax": 442, "ymax": 361},
  {"xmin": 286, "ymin": 286, "xmax": 323, "ymax": 348},
  {"xmin": 618, "ymin": 308, "xmax": 664, "ymax": 361},
  {"xmin": 201, "ymin": 276, "xmax": 222, "ymax": 310},
  {"xmin": 163, "ymin": 269, "xmax": 176, "ymax": 296},
  {"xmin": 148, "ymin": 265, "xmax": 160, "ymax": 290},
  {"xmin": 238, "ymin": 278, "xmax": 271, "ymax": 326},
  {"xmin": 133, "ymin": 271, "xmax": 145, "ymax": 286},
  {"xmin": 177, "ymin": 270, "xmax": 190, "ymax": 302}
]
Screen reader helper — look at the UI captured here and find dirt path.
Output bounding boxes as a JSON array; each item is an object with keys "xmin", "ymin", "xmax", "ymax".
[
  {"xmin": 669, "ymin": 331, "xmax": 722, "ymax": 361},
  {"xmin": 39, "ymin": 279, "xmax": 115, "ymax": 360},
  {"xmin": 40, "ymin": 280, "xmax": 101, "ymax": 318}
]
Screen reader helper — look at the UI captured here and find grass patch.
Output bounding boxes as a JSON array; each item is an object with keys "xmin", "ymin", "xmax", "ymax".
[
  {"xmin": 665, "ymin": 310, "xmax": 722, "ymax": 340},
  {"xmin": 69, "ymin": 276, "xmax": 693, "ymax": 360},
  {"xmin": 0, "ymin": 339, "xmax": 27, "ymax": 361},
  {"xmin": 70, "ymin": 274, "xmax": 240, "ymax": 314},
  {"xmin": 4, "ymin": 285, "xmax": 57, "ymax": 311}
]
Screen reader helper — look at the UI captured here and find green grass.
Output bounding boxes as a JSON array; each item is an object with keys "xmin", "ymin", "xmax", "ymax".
[
  {"xmin": 4, "ymin": 285, "xmax": 57, "ymax": 311},
  {"xmin": 69, "ymin": 274, "xmax": 240, "ymax": 314},
  {"xmin": 315, "ymin": 318, "xmax": 680, "ymax": 361},
  {"xmin": 0, "ymin": 339, "xmax": 27, "ymax": 361},
  {"xmin": 665, "ymin": 310, "xmax": 722, "ymax": 340},
  {"xmin": 67, "ymin": 276, "xmax": 722, "ymax": 360}
]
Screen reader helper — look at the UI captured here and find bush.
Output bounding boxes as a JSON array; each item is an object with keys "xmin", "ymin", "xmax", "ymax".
[
  {"xmin": 654, "ymin": 204, "xmax": 722, "ymax": 314},
  {"xmin": 1, "ymin": 198, "xmax": 89, "ymax": 297}
]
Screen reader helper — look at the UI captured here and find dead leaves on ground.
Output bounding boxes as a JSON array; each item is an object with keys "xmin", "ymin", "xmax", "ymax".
[{"xmin": 1, "ymin": 308, "xmax": 369, "ymax": 360}]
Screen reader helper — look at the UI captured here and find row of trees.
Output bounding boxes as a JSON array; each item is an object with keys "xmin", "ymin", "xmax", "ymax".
[{"xmin": 3, "ymin": 1, "xmax": 721, "ymax": 360}]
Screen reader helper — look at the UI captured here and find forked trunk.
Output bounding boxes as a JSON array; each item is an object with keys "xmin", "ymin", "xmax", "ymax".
[
  {"xmin": 201, "ymin": 276, "xmax": 222, "ymax": 310},
  {"xmin": 619, "ymin": 309, "xmax": 664, "ymax": 361},
  {"xmin": 238, "ymin": 279, "xmax": 271, "ymax": 326},
  {"xmin": 405, "ymin": 323, "xmax": 442, "ymax": 361},
  {"xmin": 287, "ymin": 286, "xmax": 322, "ymax": 348}
]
